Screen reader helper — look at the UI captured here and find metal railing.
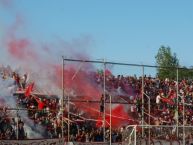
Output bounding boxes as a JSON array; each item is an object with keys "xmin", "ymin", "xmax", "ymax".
[{"xmin": 125, "ymin": 125, "xmax": 193, "ymax": 145}]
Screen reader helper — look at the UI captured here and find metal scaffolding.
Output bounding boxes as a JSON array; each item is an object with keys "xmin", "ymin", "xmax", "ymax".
[{"xmin": 60, "ymin": 57, "xmax": 193, "ymax": 143}]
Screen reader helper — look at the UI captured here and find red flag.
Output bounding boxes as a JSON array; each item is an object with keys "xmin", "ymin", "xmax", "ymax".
[
  {"xmin": 105, "ymin": 69, "xmax": 112, "ymax": 76},
  {"xmin": 25, "ymin": 83, "xmax": 34, "ymax": 97},
  {"xmin": 33, "ymin": 96, "xmax": 45, "ymax": 110},
  {"xmin": 37, "ymin": 100, "xmax": 45, "ymax": 110},
  {"xmin": 37, "ymin": 98, "xmax": 45, "ymax": 110}
]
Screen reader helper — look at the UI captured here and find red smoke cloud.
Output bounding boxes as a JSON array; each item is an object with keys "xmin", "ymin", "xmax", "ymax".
[
  {"xmin": 1, "ymin": 6, "xmax": 137, "ymax": 130},
  {"xmin": 96, "ymin": 105, "xmax": 134, "ymax": 128},
  {"xmin": 51, "ymin": 63, "xmax": 101, "ymax": 116},
  {"xmin": 2, "ymin": 14, "xmax": 37, "ymax": 62},
  {"xmin": 7, "ymin": 38, "xmax": 38, "ymax": 61},
  {"xmin": 50, "ymin": 63, "xmax": 99, "ymax": 94},
  {"xmin": 3, "ymin": 32, "xmax": 135, "ymax": 129}
]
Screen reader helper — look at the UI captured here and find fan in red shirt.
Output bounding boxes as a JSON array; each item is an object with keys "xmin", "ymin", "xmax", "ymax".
[{"xmin": 33, "ymin": 96, "xmax": 45, "ymax": 110}]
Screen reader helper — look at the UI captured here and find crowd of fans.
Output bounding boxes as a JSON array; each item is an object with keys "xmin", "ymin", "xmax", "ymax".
[
  {"xmin": 1, "ymin": 65, "xmax": 193, "ymax": 142},
  {"xmin": 95, "ymin": 70, "xmax": 193, "ymax": 140}
]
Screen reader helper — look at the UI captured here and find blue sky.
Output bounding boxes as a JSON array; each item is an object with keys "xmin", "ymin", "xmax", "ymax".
[{"xmin": 0, "ymin": 0, "xmax": 193, "ymax": 75}]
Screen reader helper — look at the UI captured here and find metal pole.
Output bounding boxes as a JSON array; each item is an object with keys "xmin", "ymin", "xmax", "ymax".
[
  {"xmin": 63, "ymin": 57, "xmax": 70, "ymax": 142},
  {"xmin": 62, "ymin": 56, "xmax": 64, "ymax": 141},
  {"xmin": 142, "ymin": 66, "xmax": 144, "ymax": 138},
  {"xmin": 110, "ymin": 94, "xmax": 112, "ymax": 145},
  {"xmin": 144, "ymin": 93, "xmax": 150, "ymax": 144},
  {"xmin": 134, "ymin": 125, "xmax": 137, "ymax": 145},
  {"xmin": 103, "ymin": 59, "xmax": 106, "ymax": 142},
  {"xmin": 176, "ymin": 68, "xmax": 179, "ymax": 138},
  {"xmin": 16, "ymin": 106, "xmax": 19, "ymax": 140},
  {"xmin": 62, "ymin": 58, "xmax": 193, "ymax": 70},
  {"xmin": 127, "ymin": 125, "xmax": 193, "ymax": 129},
  {"xmin": 148, "ymin": 96, "xmax": 150, "ymax": 144},
  {"xmin": 183, "ymin": 95, "xmax": 185, "ymax": 145},
  {"xmin": 68, "ymin": 94, "xmax": 70, "ymax": 142}
]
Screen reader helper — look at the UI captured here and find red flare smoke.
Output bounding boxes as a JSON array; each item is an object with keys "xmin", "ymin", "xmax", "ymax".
[
  {"xmin": 7, "ymin": 38, "xmax": 38, "ymax": 61},
  {"xmin": 96, "ymin": 105, "xmax": 134, "ymax": 128}
]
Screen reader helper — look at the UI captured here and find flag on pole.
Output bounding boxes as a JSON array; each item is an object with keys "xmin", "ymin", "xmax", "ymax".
[{"xmin": 25, "ymin": 82, "xmax": 34, "ymax": 97}]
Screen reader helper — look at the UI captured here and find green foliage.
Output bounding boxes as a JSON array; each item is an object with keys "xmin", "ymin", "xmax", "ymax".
[
  {"xmin": 178, "ymin": 66, "xmax": 193, "ymax": 80},
  {"xmin": 155, "ymin": 46, "xmax": 193, "ymax": 80},
  {"xmin": 155, "ymin": 46, "xmax": 179, "ymax": 79}
]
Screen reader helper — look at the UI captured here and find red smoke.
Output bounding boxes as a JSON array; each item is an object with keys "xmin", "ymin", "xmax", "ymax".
[
  {"xmin": 2, "ymin": 14, "xmax": 38, "ymax": 62},
  {"xmin": 96, "ymin": 105, "xmax": 135, "ymax": 128},
  {"xmin": 51, "ymin": 63, "xmax": 100, "ymax": 95},
  {"xmin": 7, "ymin": 38, "xmax": 38, "ymax": 61},
  {"xmin": 3, "ymin": 36, "xmax": 135, "ymax": 128},
  {"xmin": 1, "ymin": 6, "xmax": 137, "ymax": 130},
  {"xmin": 51, "ymin": 63, "xmax": 101, "ymax": 117}
]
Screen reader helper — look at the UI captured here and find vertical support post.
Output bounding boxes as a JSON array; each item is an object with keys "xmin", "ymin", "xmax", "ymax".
[
  {"xmin": 142, "ymin": 66, "xmax": 144, "ymax": 138},
  {"xmin": 66, "ymin": 61, "xmax": 70, "ymax": 142},
  {"xmin": 62, "ymin": 56, "xmax": 64, "ymax": 141},
  {"xmin": 183, "ymin": 93, "xmax": 185, "ymax": 145},
  {"xmin": 144, "ymin": 93, "xmax": 150, "ymax": 144},
  {"xmin": 68, "ymin": 94, "xmax": 70, "ymax": 142},
  {"xmin": 103, "ymin": 59, "xmax": 106, "ymax": 142},
  {"xmin": 148, "ymin": 96, "xmax": 150, "ymax": 144},
  {"xmin": 16, "ymin": 106, "xmax": 19, "ymax": 140},
  {"xmin": 176, "ymin": 68, "xmax": 179, "ymax": 138},
  {"xmin": 68, "ymin": 95, "xmax": 70, "ymax": 142},
  {"xmin": 134, "ymin": 125, "xmax": 137, "ymax": 145},
  {"xmin": 110, "ymin": 94, "xmax": 112, "ymax": 145}
]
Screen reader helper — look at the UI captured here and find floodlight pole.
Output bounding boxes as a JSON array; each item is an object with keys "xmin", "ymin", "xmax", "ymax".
[{"xmin": 103, "ymin": 59, "xmax": 106, "ymax": 142}]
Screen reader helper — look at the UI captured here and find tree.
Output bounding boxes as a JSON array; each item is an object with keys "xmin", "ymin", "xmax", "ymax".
[
  {"xmin": 155, "ymin": 46, "xmax": 179, "ymax": 79},
  {"xmin": 178, "ymin": 66, "xmax": 193, "ymax": 80}
]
